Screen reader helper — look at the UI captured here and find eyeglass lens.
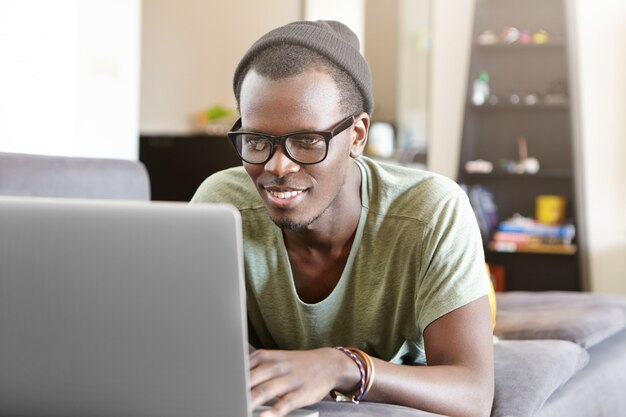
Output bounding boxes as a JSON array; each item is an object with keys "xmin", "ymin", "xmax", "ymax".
[{"xmin": 235, "ymin": 133, "xmax": 327, "ymax": 164}]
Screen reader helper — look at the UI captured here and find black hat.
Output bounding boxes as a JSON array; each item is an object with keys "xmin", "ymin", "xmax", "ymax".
[{"xmin": 233, "ymin": 20, "xmax": 373, "ymax": 114}]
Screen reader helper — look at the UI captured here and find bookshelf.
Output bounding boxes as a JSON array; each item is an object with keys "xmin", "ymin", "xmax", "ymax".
[{"xmin": 459, "ymin": 0, "xmax": 581, "ymax": 291}]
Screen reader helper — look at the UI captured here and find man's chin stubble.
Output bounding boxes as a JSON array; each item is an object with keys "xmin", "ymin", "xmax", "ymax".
[{"xmin": 269, "ymin": 209, "xmax": 326, "ymax": 232}]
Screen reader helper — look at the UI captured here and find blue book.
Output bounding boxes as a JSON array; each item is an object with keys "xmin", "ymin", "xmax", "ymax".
[
  {"xmin": 461, "ymin": 184, "xmax": 499, "ymax": 243},
  {"xmin": 498, "ymin": 217, "xmax": 575, "ymax": 239}
]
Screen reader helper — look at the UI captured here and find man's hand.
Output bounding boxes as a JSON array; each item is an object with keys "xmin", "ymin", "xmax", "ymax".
[{"xmin": 249, "ymin": 347, "xmax": 357, "ymax": 417}]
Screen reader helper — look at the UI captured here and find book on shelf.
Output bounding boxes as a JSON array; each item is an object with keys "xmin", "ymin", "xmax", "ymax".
[
  {"xmin": 488, "ymin": 241, "xmax": 577, "ymax": 255},
  {"xmin": 490, "ymin": 214, "xmax": 577, "ymax": 254},
  {"xmin": 497, "ymin": 214, "xmax": 575, "ymax": 243},
  {"xmin": 493, "ymin": 231, "xmax": 573, "ymax": 246},
  {"xmin": 460, "ymin": 184, "xmax": 499, "ymax": 244}
]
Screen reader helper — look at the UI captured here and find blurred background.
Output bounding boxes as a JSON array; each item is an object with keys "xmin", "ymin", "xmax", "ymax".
[{"xmin": 0, "ymin": 0, "xmax": 624, "ymax": 293}]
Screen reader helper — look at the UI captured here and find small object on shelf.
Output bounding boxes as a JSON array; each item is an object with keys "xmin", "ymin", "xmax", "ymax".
[
  {"xmin": 520, "ymin": 30, "xmax": 533, "ymax": 44},
  {"xmin": 477, "ymin": 29, "xmax": 499, "ymax": 45},
  {"xmin": 524, "ymin": 93, "xmax": 539, "ymax": 106},
  {"xmin": 516, "ymin": 135, "xmax": 541, "ymax": 174},
  {"xmin": 508, "ymin": 92, "xmax": 521, "ymax": 105},
  {"xmin": 194, "ymin": 104, "xmax": 237, "ymax": 135},
  {"xmin": 501, "ymin": 26, "xmax": 521, "ymax": 44},
  {"xmin": 543, "ymin": 92, "xmax": 568, "ymax": 106},
  {"xmin": 536, "ymin": 195, "xmax": 567, "ymax": 225},
  {"xmin": 465, "ymin": 159, "xmax": 494, "ymax": 174},
  {"xmin": 533, "ymin": 29, "xmax": 550, "ymax": 44},
  {"xmin": 366, "ymin": 122, "xmax": 395, "ymax": 158},
  {"xmin": 488, "ymin": 94, "xmax": 500, "ymax": 105},
  {"xmin": 543, "ymin": 78, "xmax": 569, "ymax": 105},
  {"xmin": 472, "ymin": 71, "xmax": 491, "ymax": 106},
  {"xmin": 520, "ymin": 157, "xmax": 540, "ymax": 174},
  {"xmin": 498, "ymin": 158, "xmax": 520, "ymax": 174},
  {"xmin": 517, "ymin": 135, "xmax": 528, "ymax": 160}
]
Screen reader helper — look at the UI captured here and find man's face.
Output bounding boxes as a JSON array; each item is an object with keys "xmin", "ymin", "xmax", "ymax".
[{"xmin": 238, "ymin": 69, "xmax": 360, "ymax": 231}]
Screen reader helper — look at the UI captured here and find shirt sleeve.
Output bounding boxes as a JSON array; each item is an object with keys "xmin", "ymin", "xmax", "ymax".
[{"xmin": 414, "ymin": 188, "xmax": 490, "ymax": 334}]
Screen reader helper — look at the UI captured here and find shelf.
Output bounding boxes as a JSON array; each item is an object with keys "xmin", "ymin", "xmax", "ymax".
[
  {"xmin": 462, "ymin": 170, "xmax": 572, "ymax": 180},
  {"xmin": 471, "ymin": 103, "xmax": 568, "ymax": 111},
  {"xmin": 488, "ymin": 241, "xmax": 577, "ymax": 255},
  {"xmin": 475, "ymin": 41, "xmax": 565, "ymax": 49}
]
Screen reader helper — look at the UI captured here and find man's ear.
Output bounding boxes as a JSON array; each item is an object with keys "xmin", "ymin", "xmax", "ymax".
[{"xmin": 349, "ymin": 112, "xmax": 370, "ymax": 158}]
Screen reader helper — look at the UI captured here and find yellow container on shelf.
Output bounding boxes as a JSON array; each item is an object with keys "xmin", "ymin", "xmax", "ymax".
[{"xmin": 536, "ymin": 195, "xmax": 566, "ymax": 224}]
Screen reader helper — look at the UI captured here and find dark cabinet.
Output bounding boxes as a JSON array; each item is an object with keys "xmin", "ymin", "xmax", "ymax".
[{"xmin": 139, "ymin": 135, "xmax": 242, "ymax": 202}]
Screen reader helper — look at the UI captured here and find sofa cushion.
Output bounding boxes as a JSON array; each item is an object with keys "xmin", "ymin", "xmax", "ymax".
[
  {"xmin": 0, "ymin": 151, "xmax": 150, "ymax": 201},
  {"xmin": 495, "ymin": 292, "xmax": 626, "ymax": 348},
  {"xmin": 313, "ymin": 400, "xmax": 444, "ymax": 416},
  {"xmin": 491, "ymin": 339, "xmax": 589, "ymax": 417}
]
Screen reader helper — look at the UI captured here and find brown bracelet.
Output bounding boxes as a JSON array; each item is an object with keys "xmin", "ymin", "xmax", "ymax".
[{"xmin": 330, "ymin": 346, "xmax": 376, "ymax": 403}]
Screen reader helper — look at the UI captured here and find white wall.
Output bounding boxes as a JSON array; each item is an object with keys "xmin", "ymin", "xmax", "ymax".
[
  {"xmin": 364, "ymin": 0, "xmax": 399, "ymax": 123},
  {"xmin": 139, "ymin": 0, "xmax": 300, "ymax": 134},
  {"xmin": 305, "ymin": 0, "xmax": 364, "ymax": 51},
  {"xmin": 428, "ymin": 0, "xmax": 475, "ymax": 179},
  {"xmin": 0, "ymin": 0, "xmax": 141, "ymax": 160},
  {"xmin": 569, "ymin": 0, "xmax": 626, "ymax": 293}
]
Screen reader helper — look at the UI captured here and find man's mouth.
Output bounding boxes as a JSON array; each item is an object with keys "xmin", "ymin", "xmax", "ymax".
[{"xmin": 268, "ymin": 189, "xmax": 304, "ymax": 199}]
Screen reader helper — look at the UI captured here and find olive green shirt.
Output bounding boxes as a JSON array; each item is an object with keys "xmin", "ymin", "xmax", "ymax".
[{"xmin": 191, "ymin": 156, "xmax": 489, "ymax": 364}]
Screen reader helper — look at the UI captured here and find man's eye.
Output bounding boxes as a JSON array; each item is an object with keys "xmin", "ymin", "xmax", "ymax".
[
  {"xmin": 290, "ymin": 136, "xmax": 324, "ymax": 147},
  {"xmin": 244, "ymin": 137, "xmax": 268, "ymax": 151},
  {"xmin": 299, "ymin": 137, "xmax": 322, "ymax": 145}
]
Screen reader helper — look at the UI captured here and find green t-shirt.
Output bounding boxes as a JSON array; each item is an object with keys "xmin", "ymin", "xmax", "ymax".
[{"xmin": 191, "ymin": 156, "xmax": 489, "ymax": 365}]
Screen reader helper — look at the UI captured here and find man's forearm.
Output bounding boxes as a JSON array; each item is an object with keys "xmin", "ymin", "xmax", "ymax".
[
  {"xmin": 329, "ymin": 297, "xmax": 495, "ymax": 417},
  {"xmin": 363, "ymin": 359, "xmax": 493, "ymax": 417}
]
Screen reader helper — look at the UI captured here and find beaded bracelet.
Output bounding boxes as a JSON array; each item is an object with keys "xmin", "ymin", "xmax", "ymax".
[
  {"xmin": 331, "ymin": 346, "xmax": 366, "ymax": 403},
  {"xmin": 331, "ymin": 346, "xmax": 375, "ymax": 403},
  {"xmin": 349, "ymin": 347, "xmax": 376, "ymax": 398}
]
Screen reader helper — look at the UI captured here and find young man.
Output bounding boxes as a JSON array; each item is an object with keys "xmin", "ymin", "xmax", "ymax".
[{"xmin": 192, "ymin": 21, "xmax": 494, "ymax": 417}]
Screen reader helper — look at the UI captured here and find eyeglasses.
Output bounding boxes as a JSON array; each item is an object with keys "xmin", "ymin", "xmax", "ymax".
[{"xmin": 227, "ymin": 114, "xmax": 356, "ymax": 165}]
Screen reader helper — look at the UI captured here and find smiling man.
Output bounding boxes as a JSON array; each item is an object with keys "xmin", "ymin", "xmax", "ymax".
[{"xmin": 191, "ymin": 21, "xmax": 494, "ymax": 417}]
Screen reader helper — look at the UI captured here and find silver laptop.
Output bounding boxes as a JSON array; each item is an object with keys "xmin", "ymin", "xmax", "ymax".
[{"xmin": 0, "ymin": 197, "xmax": 317, "ymax": 417}]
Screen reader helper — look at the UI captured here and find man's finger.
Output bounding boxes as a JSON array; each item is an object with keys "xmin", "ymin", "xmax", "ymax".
[
  {"xmin": 250, "ymin": 373, "xmax": 297, "ymax": 410},
  {"xmin": 250, "ymin": 354, "xmax": 290, "ymax": 387},
  {"xmin": 267, "ymin": 392, "xmax": 303, "ymax": 417}
]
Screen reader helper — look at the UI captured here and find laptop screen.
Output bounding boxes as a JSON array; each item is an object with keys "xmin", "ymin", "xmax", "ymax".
[{"xmin": 0, "ymin": 197, "xmax": 251, "ymax": 417}]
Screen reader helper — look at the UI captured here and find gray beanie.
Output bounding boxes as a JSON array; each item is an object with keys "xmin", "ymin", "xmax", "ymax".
[{"xmin": 233, "ymin": 20, "xmax": 374, "ymax": 115}]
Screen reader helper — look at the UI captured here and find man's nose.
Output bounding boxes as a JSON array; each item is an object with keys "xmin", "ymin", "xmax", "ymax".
[{"xmin": 263, "ymin": 146, "xmax": 300, "ymax": 177}]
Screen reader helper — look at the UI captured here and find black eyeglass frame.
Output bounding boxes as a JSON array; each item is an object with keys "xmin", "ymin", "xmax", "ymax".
[{"xmin": 227, "ymin": 114, "xmax": 356, "ymax": 165}]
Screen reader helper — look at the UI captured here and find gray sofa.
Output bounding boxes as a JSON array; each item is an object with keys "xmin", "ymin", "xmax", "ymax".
[{"xmin": 2, "ymin": 151, "xmax": 626, "ymax": 417}]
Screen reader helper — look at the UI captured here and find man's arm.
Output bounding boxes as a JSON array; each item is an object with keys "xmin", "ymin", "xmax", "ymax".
[
  {"xmin": 365, "ymin": 295, "xmax": 494, "ymax": 416},
  {"xmin": 249, "ymin": 295, "xmax": 494, "ymax": 417}
]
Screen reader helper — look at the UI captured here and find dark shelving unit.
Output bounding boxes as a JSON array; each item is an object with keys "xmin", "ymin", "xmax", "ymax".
[{"xmin": 459, "ymin": 0, "xmax": 581, "ymax": 291}]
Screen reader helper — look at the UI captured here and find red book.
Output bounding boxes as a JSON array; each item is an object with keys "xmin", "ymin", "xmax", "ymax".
[{"xmin": 492, "ymin": 231, "xmax": 532, "ymax": 244}]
